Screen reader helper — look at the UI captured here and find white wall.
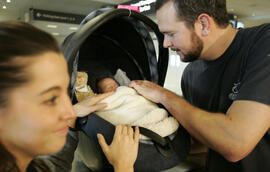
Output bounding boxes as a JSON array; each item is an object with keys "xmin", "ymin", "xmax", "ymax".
[{"xmin": 163, "ymin": 50, "xmax": 188, "ymax": 96}]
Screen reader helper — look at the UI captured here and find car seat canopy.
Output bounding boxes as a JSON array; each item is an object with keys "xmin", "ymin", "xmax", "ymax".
[{"xmin": 62, "ymin": 8, "xmax": 169, "ymax": 98}]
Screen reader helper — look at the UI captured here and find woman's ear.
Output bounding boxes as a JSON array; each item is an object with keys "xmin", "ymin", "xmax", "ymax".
[{"xmin": 0, "ymin": 109, "xmax": 5, "ymax": 129}]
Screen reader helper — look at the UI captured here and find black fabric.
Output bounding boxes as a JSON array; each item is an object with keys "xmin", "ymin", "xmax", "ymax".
[
  {"xmin": 181, "ymin": 24, "xmax": 270, "ymax": 172},
  {"xmin": 78, "ymin": 18, "xmax": 151, "ymax": 82},
  {"xmin": 77, "ymin": 114, "xmax": 190, "ymax": 172},
  {"xmin": 128, "ymin": 19, "xmax": 159, "ymax": 83},
  {"xmin": 62, "ymin": 8, "xmax": 169, "ymax": 98}
]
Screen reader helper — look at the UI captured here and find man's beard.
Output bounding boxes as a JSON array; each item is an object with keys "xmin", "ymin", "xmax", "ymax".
[{"xmin": 181, "ymin": 31, "xmax": 203, "ymax": 62}]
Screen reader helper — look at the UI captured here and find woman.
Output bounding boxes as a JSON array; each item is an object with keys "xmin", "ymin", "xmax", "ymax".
[{"xmin": 0, "ymin": 21, "xmax": 139, "ymax": 172}]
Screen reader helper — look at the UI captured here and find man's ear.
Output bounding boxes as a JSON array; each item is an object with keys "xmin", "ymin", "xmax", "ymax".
[{"xmin": 197, "ymin": 14, "xmax": 211, "ymax": 36}]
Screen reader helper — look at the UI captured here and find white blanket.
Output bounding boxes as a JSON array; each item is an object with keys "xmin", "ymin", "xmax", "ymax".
[{"xmin": 96, "ymin": 86, "xmax": 179, "ymax": 140}]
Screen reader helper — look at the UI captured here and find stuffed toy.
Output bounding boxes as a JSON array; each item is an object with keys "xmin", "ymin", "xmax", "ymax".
[{"xmin": 75, "ymin": 71, "xmax": 94, "ymax": 102}]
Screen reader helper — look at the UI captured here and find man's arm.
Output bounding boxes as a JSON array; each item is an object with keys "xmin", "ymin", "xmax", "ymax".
[
  {"xmin": 189, "ymin": 137, "xmax": 207, "ymax": 154},
  {"xmin": 130, "ymin": 80, "xmax": 270, "ymax": 162}
]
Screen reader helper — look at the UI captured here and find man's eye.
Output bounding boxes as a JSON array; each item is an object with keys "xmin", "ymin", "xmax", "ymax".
[
  {"xmin": 167, "ymin": 33, "xmax": 175, "ymax": 37},
  {"xmin": 44, "ymin": 96, "xmax": 58, "ymax": 106}
]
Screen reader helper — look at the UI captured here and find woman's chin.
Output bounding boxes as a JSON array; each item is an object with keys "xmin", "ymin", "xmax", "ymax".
[{"xmin": 43, "ymin": 137, "xmax": 67, "ymax": 155}]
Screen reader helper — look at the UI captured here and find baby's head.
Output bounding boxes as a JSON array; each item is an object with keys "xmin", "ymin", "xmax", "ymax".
[{"xmin": 97, "ymin": 77, "xmax": 119, "ymax": 93}]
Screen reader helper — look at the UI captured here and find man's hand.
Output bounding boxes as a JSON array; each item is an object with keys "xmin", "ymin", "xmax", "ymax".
[{"xmin": 129, "ymin": 80, "xmax": 168, "ymax": 104}]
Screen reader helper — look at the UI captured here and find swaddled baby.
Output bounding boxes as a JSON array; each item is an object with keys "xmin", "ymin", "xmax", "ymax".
[{"xmin": 95, "ymin": 77, "xmax": 179, "ymax": 140}]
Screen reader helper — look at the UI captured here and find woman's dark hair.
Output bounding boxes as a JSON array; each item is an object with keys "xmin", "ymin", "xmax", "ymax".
[
  {"xmin": 0, "ymin": 21, "xmax": 60, "ymax": 106},
  {"xmin": 0, "ymin": 144, "xmax": 19, "ymax": 171},
  {"xmin": 155, "ymin": 0, "xmax": 229, "ymax": 28},
  {"xmin": 0, "ymin": 21, "xmax": 60, "ymax": 171}
]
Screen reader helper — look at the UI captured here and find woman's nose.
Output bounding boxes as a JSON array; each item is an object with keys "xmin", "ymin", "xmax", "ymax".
[{"xmin": 60, "ymin": 94, "xmax": 76, "ymax": 120}]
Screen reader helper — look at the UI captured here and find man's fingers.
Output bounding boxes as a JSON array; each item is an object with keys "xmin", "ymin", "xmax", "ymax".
[
  {"xmin": 97, "ymin": 133, "xmax": 109, "ymax": 154},
  {"xmin": 129, "ymin": 80, "xmax": 141, "ymax": 88}
]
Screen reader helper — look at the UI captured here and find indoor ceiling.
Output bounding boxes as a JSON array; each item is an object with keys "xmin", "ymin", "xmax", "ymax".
[
  {"xmin": 227, "ymin": 0, "xmax": 270, "ymax": 26},
  {"xmin": 0, "ymin": 0, "xmax": 269, "ymax": 43},
  {"xmin": 0, "ymin": 0, "xmax": 132, "ymax": 42}
]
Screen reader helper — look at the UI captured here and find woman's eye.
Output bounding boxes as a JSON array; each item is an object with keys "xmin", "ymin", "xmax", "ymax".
[{"xmin": 44, "ymin": 96, "xmax": 58, "ymax": 106}]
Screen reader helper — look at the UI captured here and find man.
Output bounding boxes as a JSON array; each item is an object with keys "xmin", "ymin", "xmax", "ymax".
[{"xmin": 130, "ymin": 0, "xmax": 270, "ymax": 171}]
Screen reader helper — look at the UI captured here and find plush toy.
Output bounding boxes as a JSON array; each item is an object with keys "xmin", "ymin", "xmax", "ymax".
[{"xmin": 75, "ymin": 71, "xmax": 94, "ymax": 102}]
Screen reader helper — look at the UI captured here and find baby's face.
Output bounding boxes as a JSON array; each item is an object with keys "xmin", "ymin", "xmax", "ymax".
[{"xmin": 98, "ymin": 78, "xmax": 118, "ymax": 93}]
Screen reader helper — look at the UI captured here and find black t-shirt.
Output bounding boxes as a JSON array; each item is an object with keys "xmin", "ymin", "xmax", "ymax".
[{"xmin": 181, "ymin": 24, "xmax": 270, "ymax": 172}]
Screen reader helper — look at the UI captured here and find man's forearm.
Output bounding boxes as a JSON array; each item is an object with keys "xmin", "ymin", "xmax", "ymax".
[{"xmin": 159, "ymin": 90, "xmax": 252, "ymax": 161}]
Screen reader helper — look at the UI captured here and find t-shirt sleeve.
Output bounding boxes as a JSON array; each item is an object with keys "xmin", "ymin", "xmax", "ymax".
[{"xmin": 236, "ymin": 30, "xmax": 270, "ymax": 105}]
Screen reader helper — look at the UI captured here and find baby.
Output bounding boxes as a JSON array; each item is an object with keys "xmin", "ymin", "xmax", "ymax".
[
  {"xmin": 96, "ymin": 77, "xmax": 119, "ymax": 93},
  {"xmin": 95, "ymin": 77, "xmax": 179, "ymax": 140}
]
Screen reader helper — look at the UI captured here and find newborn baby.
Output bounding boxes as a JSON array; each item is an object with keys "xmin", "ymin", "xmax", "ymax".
[{"xmin": 96, "ymin": 85, "xmax": 179, "ymax": 140}]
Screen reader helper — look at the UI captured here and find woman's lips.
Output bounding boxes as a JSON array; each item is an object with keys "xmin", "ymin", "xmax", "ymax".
[{"xmin": 55, "ymin": 126, "xmax": 69, "ymax": 135}]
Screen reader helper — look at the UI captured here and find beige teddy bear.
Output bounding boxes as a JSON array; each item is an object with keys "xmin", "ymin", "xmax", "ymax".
[{"xmin": 75, "ymin": 71, "xmax": 94, "ymax": 102}]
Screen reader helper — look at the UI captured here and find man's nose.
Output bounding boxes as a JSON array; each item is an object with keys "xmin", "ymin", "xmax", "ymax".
[{"xmin": 163, "ymin": 36, "xmax": 172, "ymax": 48}]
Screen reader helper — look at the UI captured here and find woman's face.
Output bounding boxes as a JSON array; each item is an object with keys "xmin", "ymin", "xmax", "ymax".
[{"xmin": 0, "ymin": 52, "xmax": 75, "ymax": 158}]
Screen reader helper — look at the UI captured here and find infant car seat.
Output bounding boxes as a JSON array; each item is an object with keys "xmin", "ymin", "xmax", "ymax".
[{"xmin": 62, "ymin": 6, "xmax": 190, "ymax": 172}]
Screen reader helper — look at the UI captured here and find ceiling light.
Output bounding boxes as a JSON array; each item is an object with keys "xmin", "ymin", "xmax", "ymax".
[
  {"xmin": 52, "ymin": 33, "xmax": 60, "ymax": 36},
  {"xmin": 6, "ymin": 0, "xmax": 11, "ymax": 3},
  {"xmin": 131, "ymin": 0, "xmax": 156, "ymax": 12},
  {"xmin": 140, "ymin": 5, "xmax": 151, "ymax": 12},
  {"xmin": 47, "ymin": 24, "xmax": 58, "ymax": 28},
  {"xmin": 69, "ymin": 27, "xmax": 78, "ymax": 31},
  {"xmin": 2, "ymin": 5, "xmax": 7, "ymax": 9},
  {"xmin": 132, "ymin": 0, "xmax": 156, "ymax": 6}
]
